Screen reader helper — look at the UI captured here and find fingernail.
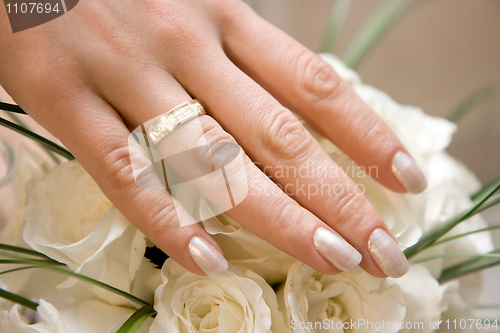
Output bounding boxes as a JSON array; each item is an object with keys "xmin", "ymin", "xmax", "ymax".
[
  {"xmin": 392, "ymin": 151, "xmax": 427, "ymax": 194},
  {"xmin": 188, "ymin": 237, "xmax": 228, "ymax": 276},
  {"xmin": 368, "ymin": 228, "xmax": 409, "ymax": 278},
  {"xmin": 313, "ymin": 227, "xmax": 362, "ymax": 272}
]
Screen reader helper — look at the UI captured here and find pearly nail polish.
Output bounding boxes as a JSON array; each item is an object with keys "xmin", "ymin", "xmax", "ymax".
[
  {"xmin": 313, "ymin": 227, "xmax": 362, "ymax": 272},
  {"xmin": 368, "ymin": 228, "xmax": 409, "ymax": 278},
  {"xmin": 392, "ymin": 151, "xmax": 428, "ymax": 194},
  {"xmin": 188, "ymin": 237, "xmax": 228, "ymax": 276}
]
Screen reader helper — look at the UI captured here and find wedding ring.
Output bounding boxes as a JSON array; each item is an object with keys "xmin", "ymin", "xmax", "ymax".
[{"xmin": 146, "ymin": 99, "xmax": 206, "ymax": 146}]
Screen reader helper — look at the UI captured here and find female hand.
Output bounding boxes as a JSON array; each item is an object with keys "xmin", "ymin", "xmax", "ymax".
[{"xmin": 0, "ymin": 0, "xmax": 426, "ymax": 278}]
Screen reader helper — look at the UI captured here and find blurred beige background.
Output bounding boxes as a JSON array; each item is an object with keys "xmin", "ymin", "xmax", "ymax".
[
  {"xmin": 254, "ymin": 0, "xmax": 500, "ymax": 185},
  {"xmin": 254, "ymin": 0, "xmax": 500, "ymax": 314}
]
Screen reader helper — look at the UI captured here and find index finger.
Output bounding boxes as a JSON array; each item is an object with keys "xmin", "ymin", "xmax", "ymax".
[{"xmin": 221, "ymin": 3, "xmax": 427, "ymax": 195}]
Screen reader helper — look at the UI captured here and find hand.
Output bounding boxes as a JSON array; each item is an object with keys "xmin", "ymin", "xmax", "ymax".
[{"xmin": 0, "ymin": 0, "xmax": 426, "ymax": 278}]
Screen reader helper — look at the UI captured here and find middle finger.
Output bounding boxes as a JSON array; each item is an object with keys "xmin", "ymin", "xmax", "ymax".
[{"xmin": 172, "ymin": 50, "xmax": 410, "ymax": 278}]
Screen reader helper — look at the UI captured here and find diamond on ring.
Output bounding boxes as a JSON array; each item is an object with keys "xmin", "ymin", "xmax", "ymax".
[{"xmin": 146, "ymin": 99, "xmax": 205, "ymax": 146}]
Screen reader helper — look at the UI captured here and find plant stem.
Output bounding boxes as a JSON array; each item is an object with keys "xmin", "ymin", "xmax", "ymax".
[
  {"xmin": 0, "ymin": 116, "xmax": 74, "ymax": 160},
  {"xmin": 447, "ymin": 84, "xmax": 497, "ymax": 123},
  {"xmin": 342, "ymin": 0, "xmax": 411, "ymax": 69},
  {"xmin": 321, "ymin": 0, "xmax": 352, "ymax": 53},
  {"xmin": 4, "ymin": 112, "xmax": 60, "ymax": 164},
  {"xmin": 116, "ymin": 305, "xmax": 156, "ymax": 333},
  {"xmin": 411, "ymin": 252, "xmax": 500, "ymax": 265},
  {"xmin": 439, "ymin": 248, "xmax": 500, "ymax": 283},
  {"xmin": 0, "ymin": 266, "xmax": 38, "ymax": 276},
  {"xmin": 0, "ymin": 288, "xmax": 39, "ymax": 310},
  {"xmin": 44, "ymin": 266, "xmax": 150, "ymax": 307},
  {"xmin": 0, "ymin": 254, "xmax": 150, "ymax": 307},
  {"xmin": 0, "ymin": 243, "xmax": 53, "ymax": 259},
  {"xmin": 404, "ymin": 184, "xmax": 500, "ymax": 259},
  {"xmin": 472, "ymin": 176, "xmax": 500, "ymax": 203},
  {"xmin": 430, "ymin": 224, "xmax": 500, "ymax": 246},
  {"xmin": 0, "ymin": 102, "xmax": 26, "ymax": 115}
]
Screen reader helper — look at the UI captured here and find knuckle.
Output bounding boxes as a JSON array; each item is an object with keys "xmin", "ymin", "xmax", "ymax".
[
  {"xmin": 101, "ymin": 145, "xmax": 136, "ymax": 190},
  {"xmin": 143, "ymin": 201, "xmax": 179, "ymax": 233},
  {"xmin": 295, "ymin": 52, "xmax": 346, "ymax": 103},
  {"xmin": 198, "ymin": 115, "xmax": 235, "ymax": 146},
  {"xmin": 263, "ymin": 109, "xmax": 313, "ymax": 160},
  {"xmin": 193, "ymin": 115, "xmax": 240, "ymax": 171},
  {"xmin": 273, "ymin": 200, "xmax": 302, "ymax": 230},
  {"xmin": 361, "ymin": 117, "xmax": 393, "ymax": 151},
  {"xmin": 332, "ymin": 190, "xmax": 364, "ymax": 224}
]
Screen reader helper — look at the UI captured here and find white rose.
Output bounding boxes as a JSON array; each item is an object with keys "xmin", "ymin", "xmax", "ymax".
[
  {"xmin": 0, "ymin": 146, "xmax": 67, "ymax": 311},
  {"xmin": 0, "ymin": 300, "xmax": 66, "ymax": 333},
  {"xmin": 202, "ymin": 212, "xmax": 295, "ymax": 284},
  {"xmin": 151, "ymin": 259, "xmax": 290, "ymax": 333},
  {"xmin": 280, "ymin": 261, "xmax": 405, "ymax": 333},
  {"xmin": 0, "ymin": 299, "xmax": 153, "ymax": 333},
  {"xmin": 384, "ymin": 265, "xmax": 453, "ymax": 333},
  {"xmin": 22, "ymin": 161, "xmax": 153, "ymax": 306},
  {"xmin": 1, "ymin": 144, "xmax": 49, "ymax": 247}
]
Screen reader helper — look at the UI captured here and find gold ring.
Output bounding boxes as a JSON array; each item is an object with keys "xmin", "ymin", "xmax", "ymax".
[{"xmin": 146, "ymin": 99, "xmax": 206, "ymax": 146}]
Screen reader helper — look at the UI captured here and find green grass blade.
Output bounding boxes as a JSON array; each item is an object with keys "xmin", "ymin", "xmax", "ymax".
[
  {"xmin": 472, "ymin": 176, "xmax": 500, "ymax": 203},
  {"xmin": 0, "ymin": 266, "xmax": 38, "ymax": 276},
  {"xmin": 0, "ymin": 287, "xmax": 39, "ymax": 310},
  {"xmin": 342, "ymin": 0, "xmax": 411, "ymax": 69},
  {"xmin": 0, "ymin": 259, "xmax": 63, "ymax": 266},
  {"xmin": 447, "ymin": 84, "xmax": 497, "ymax": 123},
  {"xmin": 0, "ymin": 245, "xmax": 150, "ymax": 306},
  {"xmin": 0, "ymin": 243, "xmax": 53, "ymax": 259},
  {"xmin": 321, "ymin": 0, "xmax": 352, "ymax": 53},
  {"xmin": 116, "ymin": 305, "xmax": 156, "ymax": 333},
  {"xmin": 404, "ymin": 184, "xmax": 500, "ymax": 259},
  {"xmin": 5, "ymin": 112, "xmax": 60, "ymax": 164},
  {"xmin": 431, "ymin": 224, "xmax": 500, "ymax": 246},
  {"xmin": 0, "ymin": 102, "xmax": 26, "ymax": 115},
  {"xmin": 411, "ymin": 252, "xmax": 500, "ymax": 265},
  {"xmin": 0, "ymin": 116, "xmax": 74, "ymax": 160},
  {"xmin": 439, "ymin": 248, "xmax": 500, "ymax": 283},
  {"xmin": 45, "ymin": 266, "xmax": 150, "ymax": 307}
]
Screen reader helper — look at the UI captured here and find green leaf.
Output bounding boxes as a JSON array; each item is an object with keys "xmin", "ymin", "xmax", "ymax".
[
  {"xmin": 411, "ymin": 252, "xmax": 500, "ymax": 265},
  {"xmin": 0, "ymin": 102, "xmax": 26, "ymax": 115},
  {"xmin": 0, "ymin": 253, "xmax": 151, "ymax": 307},
  {"xmin": 342, "ymin": 0, "xmax": 413, "ymax": 69},
  {"xmin": 447, "ymin": 84, "xmax": 497, "ymax": 123},
  {"xmin": 472, "ymin": 176, "xmax": 500, "ymax": 203},
  {"xmin": 431, "ymin": 224, "xmax": 500, "ymax": 246},
  {"xmin": 439, "ymin": 248, "xmax": 500, "ymax": 283},
  {"xmin": 321, "ymin": 0, "xmax": 352, "ymax": 53},
  {"xmin": 0, "ymin": 116, "xmax": 74, "ymax": 160},
  {"xmin": 0, "ymin": 266, "xmax": 38, "ymax": 276},
  {"xmin": 116, "ymin": 305, "xmax": 156, "ymax": 333},
  {"xmin": 0, "ymin": 243, "xmax": 53, "ymax": 259},
  {"xmin": 0, "ymin": 258, "xmax": 63, "ymax": 266},
  {"xmin": 404, "ymin": 183, "xmax": 500, "ymax": 259},
  {"xmin": 0, "ymin": 287, "xmax": 39, "ymax": 310},
  {"xmin": 4, "ymin": 112, "xmax": 60, "ymax": 164},
  {"xmin": 43, "ymin": 266, "xmax": 150, "ymax": 307}
]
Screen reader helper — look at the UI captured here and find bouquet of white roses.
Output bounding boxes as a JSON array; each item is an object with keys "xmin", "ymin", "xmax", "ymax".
[{"xmin": 0, "ymin": 52, "xmax": 499, "ymax": 333}]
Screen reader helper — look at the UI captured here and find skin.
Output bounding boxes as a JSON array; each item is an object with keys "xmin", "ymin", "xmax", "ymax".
[{"xmin": 0, "ymin": 0, "xmax": 414, "ymax": 277}]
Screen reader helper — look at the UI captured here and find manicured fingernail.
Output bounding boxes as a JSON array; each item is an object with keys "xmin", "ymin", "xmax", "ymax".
[
  {"xmin": 368, "ymin": 228, "xmax": 409, "ymax": 278},
  {"xmin": 313, "ymin": 227, "xmax": 362, "ymax": 272},
  {"xmin": 392, "ymin": 151, "xmax": 427, "ymax": 194},
  {"xmin": 188, "ymin": 237, "xmax": 228, "ymax": 276}
]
